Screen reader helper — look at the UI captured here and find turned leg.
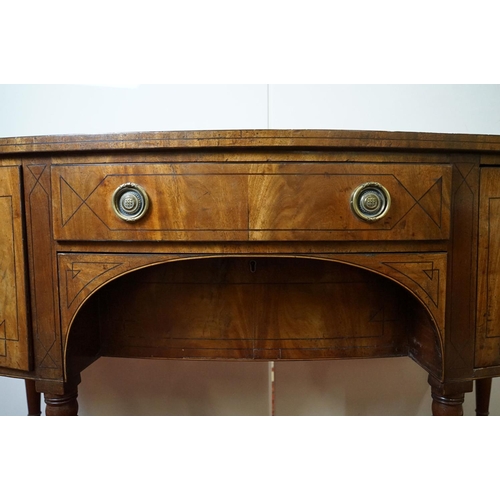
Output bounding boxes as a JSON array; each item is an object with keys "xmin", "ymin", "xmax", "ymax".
[
  {"xmin": 44, "ymin": 385, "xmax": 79, "ymax": 416},
  {"xmin": 25, "ymin": 379, "xmax": 41, "ymax": 416},
  {"xmin": 431, "ymin": 391, "xmax": 465, "ymax": 416},
  {"xmin": 428, "ymin": 376, "xmax": 471, "ymax": 416},
  {"xmin": 475, "ymin": 378, "xmax": 493, "ymax": 416}
]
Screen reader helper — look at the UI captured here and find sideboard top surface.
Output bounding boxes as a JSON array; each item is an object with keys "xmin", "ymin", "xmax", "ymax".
[{"xmin": 2, "ymin": 129, "xmax": 500, "ymax": 155}]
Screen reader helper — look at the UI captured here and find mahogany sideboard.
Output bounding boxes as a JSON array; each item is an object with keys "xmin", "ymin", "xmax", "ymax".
[{"xmin": 2, "ymin": 129, "xmax": 500, "ymax": 416}]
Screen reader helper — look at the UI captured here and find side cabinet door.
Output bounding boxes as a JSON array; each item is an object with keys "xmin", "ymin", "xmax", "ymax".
[
  {"xmin": 0, "ymin": 166, "xmax": 30, "ymax": 371},
  {"xmin": 477, "ymin": 167, "xmax": 500, "ymax": 367}
]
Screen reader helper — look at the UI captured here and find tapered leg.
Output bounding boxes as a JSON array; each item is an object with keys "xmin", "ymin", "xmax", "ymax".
[
  {"xmin": 25, "ymin": 379, "xmax": 41, "ymax": 416},
  {"xmin": 475, "ymin": 378, "xmax": 493, "ymax": 416},
  {"xmin": 44, "ymin": 385, "xmax": 79, "ymax": 416}
]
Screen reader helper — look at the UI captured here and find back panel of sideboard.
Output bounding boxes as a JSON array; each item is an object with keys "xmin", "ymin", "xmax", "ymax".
[{"xmin": 89, "ymin": 257, "xmax": 438, "ymax": 365}]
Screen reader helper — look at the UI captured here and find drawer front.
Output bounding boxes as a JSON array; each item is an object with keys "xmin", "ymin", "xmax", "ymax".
[
  {"xmin": 52, "ymin": 163, "xmax": 451, "ymax": 242},
  {"xmin": 0, "ymin": 167, "xmax": 30, "ymax": 371}
]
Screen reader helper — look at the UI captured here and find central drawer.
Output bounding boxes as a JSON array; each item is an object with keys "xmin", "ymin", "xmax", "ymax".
[{"xmin": 51, "ymin": 162, "xmax": 451, "ymax": 242}]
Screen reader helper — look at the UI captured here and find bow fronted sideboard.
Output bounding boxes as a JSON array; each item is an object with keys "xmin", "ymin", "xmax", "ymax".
[{"xmin": 1, "ymin": 129, "xmax": 500, "ymax": 415}]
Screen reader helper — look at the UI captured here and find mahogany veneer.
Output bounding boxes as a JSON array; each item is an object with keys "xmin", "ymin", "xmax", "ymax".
[{"xmin": 1, "ymin": 129, "xmax": 500, "ymax": 415}]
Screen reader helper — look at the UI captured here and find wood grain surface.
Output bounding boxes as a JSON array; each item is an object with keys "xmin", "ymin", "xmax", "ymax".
[
  {"xmin": 58, "ymin": 252, "xmax": 445, "ymax": 381},
  {"xmin": 3, "ymin": 129, "xmax": 500, "ymax": 154},
  {"xmin": 476, "ymin": 167, "xmax": 500, "ymax": 367},
  {"xmin": 2, "ymin": 128, "xmax": 500, "ymax": 414},
  {"xmin": 94, "ymin": 258, "xmax": 411, "ymax": 361},
  {"xmin": 23, "ymin": 159, "xmax": 63, "ymax": 381},
  {"xmin": 0, "ymin": 166, "xmax": 30, "ymax": 370},
  {"xmin": 52, "ymin": 162, "xmax": 451, "ymax": 242}
]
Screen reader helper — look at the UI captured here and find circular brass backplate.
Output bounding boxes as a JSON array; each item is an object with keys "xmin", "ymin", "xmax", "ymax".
[
  {"xmin": 350, "ymin": 182, "xmax": 391, "ymax": 222},
  {"xmin": 112, "ymin": 183, "xmax": 150, "ymax": 222}
]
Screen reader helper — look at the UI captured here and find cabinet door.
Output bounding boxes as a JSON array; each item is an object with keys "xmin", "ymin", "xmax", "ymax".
[
  {"xmin": 0, "ymin": 166, "xmax": 30, "ymax": 371},
  {"xmin": 476, "ymin": 167, "xmax": 500, "ymax": 367}
]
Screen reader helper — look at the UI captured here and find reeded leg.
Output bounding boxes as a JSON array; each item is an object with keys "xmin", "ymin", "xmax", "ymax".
[
  {"xmin": 25, "ymin": 379, "xmax": 41, "ymax": 416},
  {"xmin": 44, "ymin": 385, "xmax": 79, "ymax": 416},
  {"xmin": 475, "ymin": 378, "xmax": 493, "ymax": 416}
]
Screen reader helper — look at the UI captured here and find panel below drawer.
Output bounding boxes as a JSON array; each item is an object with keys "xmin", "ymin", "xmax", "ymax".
[{"xmin": 52, "ymin": 162, "xmax": 451, "ymax": 242}]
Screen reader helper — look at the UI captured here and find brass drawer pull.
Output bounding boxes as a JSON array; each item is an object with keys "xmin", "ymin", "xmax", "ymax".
[
  {"xmin": 112, "ymin": 183, "xmax": 150, "ymax": 222},
  {"xmin": 351, "ymin": 182, "xmax": 391, "ymax": 222}
]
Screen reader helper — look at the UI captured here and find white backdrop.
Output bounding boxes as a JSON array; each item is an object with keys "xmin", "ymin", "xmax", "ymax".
[{"xmin": 1, "ymin": 84, "xmax": 499, "ymax": 415}]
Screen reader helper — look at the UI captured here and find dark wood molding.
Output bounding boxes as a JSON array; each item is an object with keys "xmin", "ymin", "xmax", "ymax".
[{"xmin": 3, "ymin": 129, "xmax": 500, "ymax": 155}]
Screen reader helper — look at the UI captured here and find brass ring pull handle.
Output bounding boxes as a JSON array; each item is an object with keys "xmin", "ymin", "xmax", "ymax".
[
  {"xmin": 350, "ymin": 182, "xmax": 391, "ymax": 222},
  {"xmin": 112, "ymin": 183, "xmax": 150, "ymax": 222}
]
